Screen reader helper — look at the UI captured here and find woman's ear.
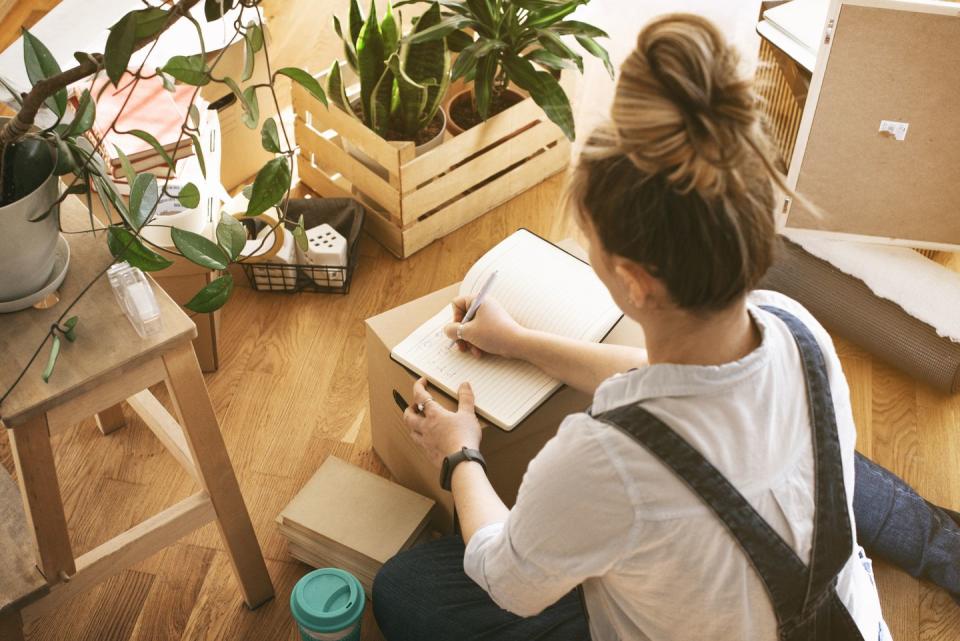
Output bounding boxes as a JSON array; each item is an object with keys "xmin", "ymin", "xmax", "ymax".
[{"xmin": 613, "ymin": 258, "xmax": 657, "ymax": 311}]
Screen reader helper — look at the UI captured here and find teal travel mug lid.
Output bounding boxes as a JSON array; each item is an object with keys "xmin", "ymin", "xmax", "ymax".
[{"xmin": 291, "ymin": 568, "xmax": 365, "ymax": 634}]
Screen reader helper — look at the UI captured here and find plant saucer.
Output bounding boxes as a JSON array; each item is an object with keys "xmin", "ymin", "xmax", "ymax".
[{"xmin": 0, "ymin": 234, "xmax": 71, "ymax": 314}]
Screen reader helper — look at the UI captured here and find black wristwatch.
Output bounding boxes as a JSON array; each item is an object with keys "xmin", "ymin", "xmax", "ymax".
[{"xmin": 440, "ymin": 447, "xmax": 487, "ymax": 491}]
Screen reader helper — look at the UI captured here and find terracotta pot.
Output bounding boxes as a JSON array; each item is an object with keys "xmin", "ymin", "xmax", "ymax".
[
  {"xmin": 445, "ymin": 87, "xmax": 524, "ymax": 136},
  {"xmin": 0, "ymin": 120, "xmax": 61, "ymax": 302}
]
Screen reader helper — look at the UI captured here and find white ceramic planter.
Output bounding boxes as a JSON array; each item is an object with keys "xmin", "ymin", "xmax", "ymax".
[{"xmin": 0, "ymin": 125, "xmax": 61, "ymax": 302}]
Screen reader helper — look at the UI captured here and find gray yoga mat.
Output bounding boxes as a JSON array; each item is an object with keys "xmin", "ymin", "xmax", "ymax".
[{"xmin": 760, "ymin": 237, "xmax": 960, "ymax": 393}]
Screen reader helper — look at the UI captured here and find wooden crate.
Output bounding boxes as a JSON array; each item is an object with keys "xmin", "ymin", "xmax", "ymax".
[
  {"xmin": 291, "ymin": 64, "xmax": 571, "ymax": 258},
  {"xmin": 755, "ymin": 37, "xmax": 809, "ymax": 171}
]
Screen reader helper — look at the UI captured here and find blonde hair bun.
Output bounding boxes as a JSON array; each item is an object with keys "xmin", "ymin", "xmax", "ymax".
[{"xmin": 613, "ymin": 13, "xmax": 761, "ymax": 197}]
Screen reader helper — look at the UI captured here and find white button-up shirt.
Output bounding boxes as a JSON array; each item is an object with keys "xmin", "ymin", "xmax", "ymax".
[{"xmin": 463, "ymin": 290, "xmax": 888, "ymax": 641}]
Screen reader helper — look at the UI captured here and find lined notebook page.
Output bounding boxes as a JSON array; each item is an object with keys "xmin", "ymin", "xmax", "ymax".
[{"xmin": 392, "ymin": 230, "xmax": 622, "ymax": 430}]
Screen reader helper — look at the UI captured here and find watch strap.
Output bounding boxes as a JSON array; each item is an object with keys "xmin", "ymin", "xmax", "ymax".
[{"xmin": 440, "ymin": 447, "xmax": 486, "ymax": 491}]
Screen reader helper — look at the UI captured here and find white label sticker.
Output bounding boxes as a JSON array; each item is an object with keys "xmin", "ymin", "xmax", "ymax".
[{"xmin": 879, "ymin": 120, "xmax": 909, "ymax": 141}]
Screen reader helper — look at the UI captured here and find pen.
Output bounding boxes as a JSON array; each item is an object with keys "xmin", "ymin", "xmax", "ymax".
[{"xmin": 450, "ymin": 270, "xmax": 498, "ymax": 348}]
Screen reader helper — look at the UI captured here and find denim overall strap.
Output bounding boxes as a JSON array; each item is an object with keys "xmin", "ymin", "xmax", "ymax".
[{"xmin": 590, "ymin": 306, "xmax": 865, "ymax": 640}]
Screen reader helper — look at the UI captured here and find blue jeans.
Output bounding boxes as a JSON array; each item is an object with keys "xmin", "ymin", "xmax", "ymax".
[{"xmin": 373, "ymin": 455, "xmax": 960, "ymax": 641}]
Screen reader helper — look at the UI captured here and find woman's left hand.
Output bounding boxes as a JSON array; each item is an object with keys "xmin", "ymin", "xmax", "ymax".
[{"xmin": 403, "ymin": 377, "xmax": 482, "ymax": 468}]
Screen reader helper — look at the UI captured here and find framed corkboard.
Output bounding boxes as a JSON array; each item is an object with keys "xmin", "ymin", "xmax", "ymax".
[{"xmin": 783, "ymin": 0, "xmax": 960, "ymax": 250}]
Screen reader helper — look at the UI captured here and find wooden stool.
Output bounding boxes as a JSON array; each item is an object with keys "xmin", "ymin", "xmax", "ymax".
[{"xmin": 0, "ymin": 199, "xmax": 273, "ymax": 639}]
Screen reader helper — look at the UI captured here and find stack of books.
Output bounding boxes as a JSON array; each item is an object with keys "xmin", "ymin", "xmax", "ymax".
[
  {"xmin": 277, "ymin": 456, "xmax": 435, "ymax": 593},
  {"xmin": 82, "ymin": 72, "xmax": 196, "ymax": 189}
]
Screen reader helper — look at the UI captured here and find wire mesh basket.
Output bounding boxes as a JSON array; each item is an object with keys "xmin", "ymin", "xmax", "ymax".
[{"xmin": 239, "ymin": 198, "xmax": 364, "ymax": 295}]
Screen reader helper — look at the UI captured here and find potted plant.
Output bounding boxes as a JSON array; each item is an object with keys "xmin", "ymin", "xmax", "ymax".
[
  {"xmin": 327, "ymin": 0, "xmax": 451, "ymax": 170},
  {"xmin": 400, "ymin": 0, "xmax": 613, "ymax": 140},
  {"xmin": 0, "ymin": 0, "xmax": 326, "ymax": 385}
]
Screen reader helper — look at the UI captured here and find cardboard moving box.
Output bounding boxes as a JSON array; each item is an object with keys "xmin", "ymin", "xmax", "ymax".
[{"xmin": 366, "ymin": 241, "xmax": 645, "ymax": 531}]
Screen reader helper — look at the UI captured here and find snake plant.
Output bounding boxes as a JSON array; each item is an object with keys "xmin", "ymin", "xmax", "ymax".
[{"xmin": 328, "ymin": 0, "xmax": 451, "ymax": 142}]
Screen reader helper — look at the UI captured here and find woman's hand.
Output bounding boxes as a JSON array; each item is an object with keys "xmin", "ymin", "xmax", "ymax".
[
  {"xmin": 443, "ymin": 295, "xmax": 526, "ymax": 359},
  {"xmin": 403, "ymin": 377, "xmax": 482, "ymax": 468}
]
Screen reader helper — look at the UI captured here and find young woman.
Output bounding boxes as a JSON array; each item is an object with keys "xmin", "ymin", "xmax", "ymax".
[{"xmin": 373, "ymin": 14, "xmax": 960, "ymax": 641}]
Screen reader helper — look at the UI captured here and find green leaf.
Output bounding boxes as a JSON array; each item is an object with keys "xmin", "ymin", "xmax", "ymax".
[
  {"xmin": 241, "ymin": 86, "xmax": 259, "ymax": 129},
  {"xmin": 104, "ymin": 13, "xmax": 137, "ymax": 86},
  {"xmin": 42, "ymin": 335, "xmax": 61, "ymax": 383},
  {"xmin": 188, "ymin": 133, "xmax": 207, "ymax": 179},
  {"xmin": 63, "ymin": 316, "xmax": 79, "ymax": 342},
  {"xmin": 245, "ymin": 157, "xmax": 290, "ymax": 217},
  {"xmin": 551, "ymin": 20, "xmax": 608, "ymax": 38},
  {"xmin": 22, "ymin": 28, "xmax": 67, "ymax": 117},
  {"xmin": 178, "ymin": 182, "xmax": 200, "ymax": 209},
  {"xmin": 63, "ymin": 89, "xmax": 95, "ymax": 137},
  {"xmin": 369, "ymin": 65, "xmax": 395, "ymax": 136},
  {"xmin": 502, "ymin": 53, "xmax": 575, "ymax": 140},
  {"xmin": 134, "ymin": 7, "xmax": 169, "ymax": 39},
  {"xmin": 185, "ymin": 274, "xmax": 234, "ymax": 313},
  {"xmin": 348, "ymin": 0, "xmax": 365, "ymax": 43},
  {"xmin": 52, "ymin": 136, "xmax": 76, "ymax": 176},
  {"xmin": 576, "ymin": 34, "xmax": 613, "ymax": 78},
  {"xmin": 128, "ymin": 129, "xmax": 175, "ymax": 170},
  {"xmin": 537, "ymin": 30, "xmax": 582, "ymax": 73},
  {"xmin": 293, "ymin": 215, "xmax": 308, "ymax": 252},
  {"xmin": 525, "ymin": 48, "xmax": 576, "ymax": 72},
  {"xmin": 403, "ymin": 15, "xmax": 473, "ymax": 45},
  {"xmin": 65, "ymin": 183, "xmax": 88, "ymax": 195},
  {"xmin": 446, "ymin": 29, "xmax": 474, "ymax": 52},
  {"xmin": 205, "ymin": 0, "xmax": 237, "ymax": 21},
  {"xmin": 326, "ymin": 61, "xmax": 353, "ymax": 115},
  {"xmin": 261, "ymin": 118, "xmax": 281, "ymax": 153},
  {"xmin": 93, "ymin": 174, "xmax": 129, "ymax": 220},
  {"xmin": 246, "ymin": 21, "xmax": 264, "ymax": 52},
  {"xmin": 171, "ymin": 227, "xmax": 229, "ymax": 270},
  {"xmin": 525, "ymin": 0, "xmax": 582, "ymax": 28},
  {"xmin": 402, "ymin": 2, "xmax": 451, "ymax": 131},
  {"xmin": 158, "ymin": 70, "xmax": 176, "ymax": 92},
  {"xmin": 356, "ymin": 0, "xmax": 385, "ymax": 123},
  {"xmin": 451, "ymin": 45, "xmax": 478, "ymax": 81},
  {"xmin": 128, "ymin": 173, "xmax": 159, "ymax": 230},
  {"xmin": 474, "ymin": 55, "xmax": 497, "ymax": 119},
  {"xmin": 333, "ymin": 16, "xmax": 359, "ymax": 71},
  {"xmin": 276, "ymin": 67, "xmax": 327, "ymax": 107},
  {"xmin": 242, "ymin": 23, "xmax": 262, "ymax": 82},
  {"xmin": 0, "ymin": 75, "xmax": 23, "ymax": 107},
  {"xmin": 216, "ymin": 213, "xmax": 247, "ymax": 261},
  {"xmin": 189, "ymin": 104, "xmax": 202, "ymax": 128},
  {"xmin": 113, "ymin": 145, "xmax": 136, "ymax": 185},
  {"xmin": 381, "ymin": 1, "xmax": 400, "ymax": 55},
  {"xmin": 107, "ymin": 226, "xmax": 173, "ymax": 271},
  {"xmin": 161, "ymin": 54, "xmax": 210, "ymax": 86}
]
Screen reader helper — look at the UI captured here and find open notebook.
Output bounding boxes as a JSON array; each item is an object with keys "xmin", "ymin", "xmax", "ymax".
[{"xmin": 391, "ymin": 229, "xmax": 623, "ymax": 430}]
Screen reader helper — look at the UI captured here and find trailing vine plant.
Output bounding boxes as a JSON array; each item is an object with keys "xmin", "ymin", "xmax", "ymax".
[{"xmin": 0, "ymin": 0, "xmax": 327, "ymax": 402}]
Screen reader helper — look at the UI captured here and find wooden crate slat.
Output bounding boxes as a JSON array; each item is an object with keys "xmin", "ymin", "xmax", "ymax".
[
  {"xmin": 401, "ymin": 97, "xmax": 550, "ymax": 188},
  {"xmin": 297, "ymin": 159, "xmax": 353, "ymax": 200},
  {"xmin": 363, "ymin": 207, "xmax": 404, "ymax": 257},
  {"xmin": 292, "ymin": 81, "xmax": 406, "ymax": 175},
  {"xmin": 295, "ymin": 118, "xmax": 402, "ymax": 220},
  {"xmin": 402, "ymin": 140, "xmax": 570, "ymax": 256},
  {"xmin": 400, "ymin": 120, "xmax": 565, "ymax": 224}
]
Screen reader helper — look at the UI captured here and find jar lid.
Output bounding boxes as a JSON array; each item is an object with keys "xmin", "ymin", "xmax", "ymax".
[{"xmin": 290, "ymin": 568, "xmax": 365, "ymax": 633}]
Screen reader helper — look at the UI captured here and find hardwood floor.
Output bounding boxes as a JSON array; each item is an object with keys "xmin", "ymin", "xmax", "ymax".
[{"xmin": 2, "ymin": 176, "xmax": 959, "ymax": 640}]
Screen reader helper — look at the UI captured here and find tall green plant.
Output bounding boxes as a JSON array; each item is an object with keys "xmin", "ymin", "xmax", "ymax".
[
  {"xmin": 399, "ymin": 0, "xmax": 613, "ymax": 141},
  {"xmin": 328, "ymin": 0, "xmax": 450, "ymax": 141}
]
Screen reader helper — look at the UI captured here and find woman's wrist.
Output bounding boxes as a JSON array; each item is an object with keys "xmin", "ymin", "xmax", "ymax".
[{"xmin": 506, "ymin": 326, "xmax": 535, "ymax": 360}]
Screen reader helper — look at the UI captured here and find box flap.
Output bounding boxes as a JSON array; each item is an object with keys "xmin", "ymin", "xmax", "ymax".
[{"xmin": 784, "ymin": 0, "xmax": 960, "ymax": 250}]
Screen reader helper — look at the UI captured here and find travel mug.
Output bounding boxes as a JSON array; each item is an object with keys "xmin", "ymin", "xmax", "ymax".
[{"xmin": 290, "ymin": 568, "xmax": 365, "ymax": 640}]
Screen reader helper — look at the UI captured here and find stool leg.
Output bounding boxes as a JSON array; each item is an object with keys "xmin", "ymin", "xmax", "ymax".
[
  {"xmin": 0, "ymin": 609, "xmax": 25, "ymax": 641},
  {"xmin": 9, "ymin": 414, "xmax": 75, "ymax": 584},
  {"xmin": 95, "ymin": 403, "xmax": 126, "ymax": 435},
  {"xmin": 161, "ymin": 343, "xmax": 274, "ymax": 608}
]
